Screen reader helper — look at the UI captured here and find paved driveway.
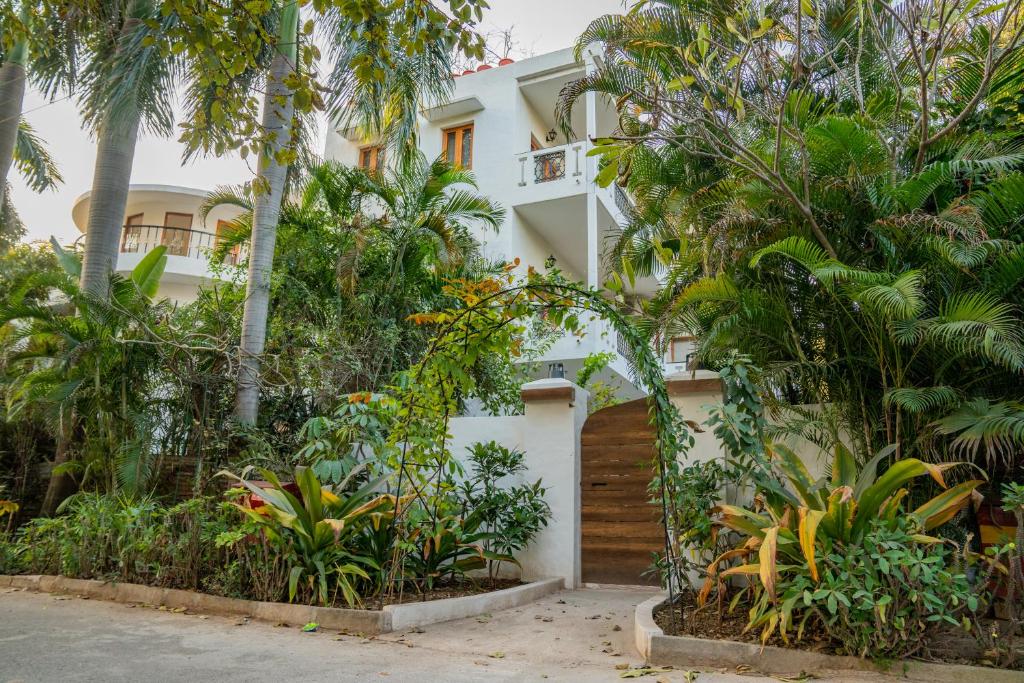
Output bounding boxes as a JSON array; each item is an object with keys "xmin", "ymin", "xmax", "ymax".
[{"xmin": 0, "ymin": 586, "xmax": 886, "ymax": 682}]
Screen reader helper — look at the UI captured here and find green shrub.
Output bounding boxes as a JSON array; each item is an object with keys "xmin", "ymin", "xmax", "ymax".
[
  {"xmin": 774, "ymin": 519, "xmax": 976, "ymax": 659},
  {"xmin": 223, "ymin": 466, "xmax": 395, "ymax": 606},
  {"xmin": 8, "ymin": 493, "xmax": 235, "ymax": 590},
  {"xmin": 459, "ymin": 441, "xmax": 551, "ymax": 580},
  {"xmin": 703, "ymin": 443, "xmax": 986, "ymax": 654}
]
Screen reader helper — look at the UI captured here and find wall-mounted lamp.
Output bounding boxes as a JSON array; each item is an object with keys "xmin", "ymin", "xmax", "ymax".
[
  {"xmin": 545, "ymin": 128, "xmax": 558, "ymax": 143},
  {"xmin": 547, "ymin": 362, "xmax": 565, "ymax": 379}
]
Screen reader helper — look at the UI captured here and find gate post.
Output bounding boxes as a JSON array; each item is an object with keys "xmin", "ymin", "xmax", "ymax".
[{"xmin": 519, "ymin": 378, "xmax": 588, "ymax": 589}]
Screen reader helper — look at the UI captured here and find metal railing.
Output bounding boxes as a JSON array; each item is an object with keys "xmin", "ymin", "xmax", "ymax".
[
  {"xmin": 517, "ymin": 142, "xmax": 584, "ymax": 187},
  {"xmin": 614, "ymin": 184, "xmax": 633, "ymax": 216},
  {"xmin": 534, "ymin": 150, "xmax": 566, "ymax": 183},
  {"xmin": 119, "ymin": 225, "xmax": 241, "ymax": 265}
]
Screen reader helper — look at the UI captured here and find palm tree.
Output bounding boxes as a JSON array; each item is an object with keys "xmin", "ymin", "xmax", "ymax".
[
  {"xmin": 0, "ymin": 240, "xmax": 169, "ymax": 511},
  {"xmin": 61, "ymin": 1, "xmax": 178, "ymax": 299},
  {"xmin": 230, "ymin": 3, "xmax": 469, "ymax": 425},
  {"xmin": 1, "ymin": 120, "xmax": 63, "ymax": 242},
  {"xmin": 203, "ymin": 154, "xmax": 504, "ymax": 399},
  {"xmin": 0, "ymin": 1, "xmax": 29, "ymax": 217},
  {"xmin": 561, "ymin": 0, "xmax": 1024, "ymax": 472},
  {"xmin": 233, "ymin": 0, "xmax": 300, "ymax": 426}
]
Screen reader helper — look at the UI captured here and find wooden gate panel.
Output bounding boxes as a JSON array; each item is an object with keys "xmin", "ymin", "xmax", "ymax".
[{"xmin": 580, "ymin": 398, "xmax": 662, "ymax": 586}]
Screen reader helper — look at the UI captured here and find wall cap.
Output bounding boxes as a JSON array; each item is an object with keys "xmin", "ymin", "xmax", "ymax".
[{"xmin": 520, "ymin": 378, "xmax": 577, "ymax": 404}]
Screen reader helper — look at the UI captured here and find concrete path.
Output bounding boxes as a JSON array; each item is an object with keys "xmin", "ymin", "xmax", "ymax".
[{"xmin": 0, "ymin": 586, "xmax": 888, "ymax": 682}]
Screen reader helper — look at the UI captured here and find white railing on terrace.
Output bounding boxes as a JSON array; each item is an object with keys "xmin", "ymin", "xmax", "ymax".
[
  {"xmin": 516, "ymin": 142, "xmax": 585, "ymax": 187},
  {"xmin": 119, "ymin": 225, "xmax": 242, "ymax": 266}
]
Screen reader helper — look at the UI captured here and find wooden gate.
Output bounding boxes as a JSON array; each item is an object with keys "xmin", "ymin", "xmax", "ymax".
[{"xmin": 581, "ymin": 398, "xmax": 663, "ymax": 585}]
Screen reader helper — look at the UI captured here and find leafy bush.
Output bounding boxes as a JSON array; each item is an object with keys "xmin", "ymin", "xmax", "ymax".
[
  {"xmin": 703, "ymin": 443, "xmax": 985, "ymax": 653},
  {"xmin": 6, "ymin": 493, "xmax": 235, "ymax": 590},
  {"xmin": 224, "ymin": 466, "xmax": 396, "ymax": 607},
  {"xmin": 458, "ymin": 441, "xmax": 551, "ymax": 580},
  {"xmin": 777, "ymin": 519, "xmax": 976, "ymax": 659}
]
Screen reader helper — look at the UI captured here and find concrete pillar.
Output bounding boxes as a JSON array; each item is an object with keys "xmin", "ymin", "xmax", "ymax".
[{"xmin": 518, "ymin": 378, "xmax": 589, "ymax": 589}]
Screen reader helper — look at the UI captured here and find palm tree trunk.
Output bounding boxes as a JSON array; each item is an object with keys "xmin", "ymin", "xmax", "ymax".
[
  {"xmin": 78, "ymin": 113, "xmax": 141, "ymax": 297},
  {"xmin": 0, "ymin": 26, "xmax": 28, "ymax": 215},
  {"xmin": 233, "ymin": 4, "xmax": 298, "ymax": 425},
  {"xmin": 78, "ymin": 14, "xmax": 145, "ymax": 299}
]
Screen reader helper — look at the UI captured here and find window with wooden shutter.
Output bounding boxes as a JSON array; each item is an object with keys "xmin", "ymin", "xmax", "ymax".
[
  {"xmin": 442, "ymin": 123, "xmax": 474, "ymax": 168},
  {"xmin": 358, "ymin": 145, "xmax": 384, "ymax": 171}
]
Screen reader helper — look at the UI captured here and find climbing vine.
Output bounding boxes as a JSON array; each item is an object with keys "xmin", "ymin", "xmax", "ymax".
[{"xmin": 379, "ymin": 261, "xmax": 694, "ymax": 609}]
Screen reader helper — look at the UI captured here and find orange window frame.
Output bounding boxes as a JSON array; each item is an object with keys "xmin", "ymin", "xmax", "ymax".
[
  {"xmin": 442, "ymin": 123, "xmax": 474, "ymax": 168},
  {"xmin": 359, "ymin": 145, "xmax": 384, "ymax": 171}
]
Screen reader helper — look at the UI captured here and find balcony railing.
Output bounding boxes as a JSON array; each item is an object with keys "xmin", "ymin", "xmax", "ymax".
[
  {"xmin": 614, "ymin": 184, "xmax": 633, "ymax": 216},
  {"xmin": 120, "ymin": 225, "xmax": 241, "ymax": 265},
  {"xmin": 517, "ymin": 143, "xmax": 584, "ymax": 187}
]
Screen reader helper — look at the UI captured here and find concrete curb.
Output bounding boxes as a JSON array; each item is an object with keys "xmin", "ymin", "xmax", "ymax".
[
  {"xmin": 385, "ymin": 577, "xmax": 563, "ymax": 631},
  {"xmin": 635, "ymin": 594, "xmax": 1024, "ymax": 683},
  {"xmin": 1, "ymin": 575, "xmax": 561, "ymax": 635}
]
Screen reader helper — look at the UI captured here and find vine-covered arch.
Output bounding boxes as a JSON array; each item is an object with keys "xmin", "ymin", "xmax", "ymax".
[{"xmin": 384, "ymin": 268, "xmax": 694, "ymax": 613}]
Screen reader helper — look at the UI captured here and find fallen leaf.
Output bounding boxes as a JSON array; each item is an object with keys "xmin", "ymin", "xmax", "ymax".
[
  {"xmin": 488, "ymin": 651, "xmax": 505, "ymax": 659},
  {"xmin": 619, "ymin": 666, "xmax": 673, "ymax": 679},
  {"xmin": 612, "ymin": 625, "xmax": 622, "ymax": 631},
  {"xmin": 171, "ymin": 607, "xmax": 187, "ymax": 614},
  {"xmin": 302, "ymin": 622, "xmax": 319, "ymax": 632}
]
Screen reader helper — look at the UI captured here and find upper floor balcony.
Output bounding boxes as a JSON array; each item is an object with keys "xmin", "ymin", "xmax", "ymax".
[
  {"xmin": 513, "ymin": 141, "xmax": 589, "ymax": 205},
  {"xmin": 71, "ymin": 184, "xmax": 245, "ymax": 303}
]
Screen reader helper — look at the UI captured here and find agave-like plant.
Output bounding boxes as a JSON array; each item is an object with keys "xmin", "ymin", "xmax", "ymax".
[
  {"xmin": 702, "ymin": 443, "xmax": 983, "ymax": 604},
  {"xmin": 222, "ymin": 465, "xmax": 396, "ymax": 607}
]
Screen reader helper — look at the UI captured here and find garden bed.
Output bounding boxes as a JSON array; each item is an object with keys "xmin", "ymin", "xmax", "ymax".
[
  {"xmin": 0, "ymin": 574, "xmax": 563, "ymax": 635},
  {"xmin": 634, "ymin": 594, "xmax": 1023, "ymax": 683}
]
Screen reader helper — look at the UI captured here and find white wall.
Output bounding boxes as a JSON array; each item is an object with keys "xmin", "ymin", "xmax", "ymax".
[{"xmin": 447, "ymin": 378, "xmax": 588, "ymax": 588}]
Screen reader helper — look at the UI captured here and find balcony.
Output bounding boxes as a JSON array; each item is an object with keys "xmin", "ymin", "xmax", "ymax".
[
  {"xmin": 513, "ymin": 142, "xmax": 588, "ymax": 206},
  {"xmin": 120, "ymin": 225, "xmax": 241, "ymax": 266}
]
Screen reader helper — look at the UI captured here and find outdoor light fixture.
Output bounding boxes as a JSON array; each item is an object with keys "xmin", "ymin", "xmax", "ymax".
[
  {"xmin": 547, "ymin": 362, "xmax": 565, "ymax": 379},
  {"xmin": 545, "ymin": 128, "xmax": 557, "ymax": 142}
]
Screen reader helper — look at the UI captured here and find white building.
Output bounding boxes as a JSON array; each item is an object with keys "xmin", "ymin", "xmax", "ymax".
[
  {"xmin": 326, "ymin": 47, "xmax": 696, "ymax": 392},
  {"xmin": 71, "ymin": 184, "xmax": 244, "ymax": 303},
  {"xmin": 67, "ymin": 48, "xmax": 697, "ymax": 389}
]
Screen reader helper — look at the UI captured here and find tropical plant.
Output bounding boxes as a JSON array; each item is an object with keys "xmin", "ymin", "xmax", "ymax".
[
  {"xmin": 223, "ymin": 465, "xmax": 395, "ymax": 606},
  {"xmin": 0, "ymin": 241, "xmax": 170, "ymax": 510},
  {"xmin": 561, "ymin": 0, "xmax": 1024, "ymax": 474},
  {"xmin": 776, "ymin": 517, "xmax": 977, "ymax": 659},
  {"xmin": 702, "ymin": 442, "xmax": 985, "ymax": 645},
  {"xmin": 458, "ymin": 441, "xmax": 550, "ymax": 581},
  {"xmin": 203, "ymin": 155, "xmax": 507, "ymax": 409},
  {"xmin": 9, "ymin": 492, "xmax": 237, "ymax": 589},
  {"xmin": 168, "ymin": 2, "xmax": 488, "ymax": 426}
]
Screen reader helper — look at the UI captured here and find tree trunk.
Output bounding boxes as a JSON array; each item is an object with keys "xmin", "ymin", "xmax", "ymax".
[
  {"xmin": 78, "ymin": 13, "xmax": 145, "ymax": 299},
  {"xmin": 78, "ymin": 111, "xmax": 141, "ymax": 298},
  {"xmin": 0, "ymin": 29, "xmax": 28, "ymax": 215},
  {"xmin": 40, "ymin": 413, "xmax": 75, "ymax": 516},
  {"xmin": 233, "ymin": 5, "xmax": 298, "ymax": 425}
]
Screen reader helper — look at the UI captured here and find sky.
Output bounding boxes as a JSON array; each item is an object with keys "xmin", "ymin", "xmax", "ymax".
[{"xmin": 10, "ymin": 0, "xmax": 626, "ymax": 245}]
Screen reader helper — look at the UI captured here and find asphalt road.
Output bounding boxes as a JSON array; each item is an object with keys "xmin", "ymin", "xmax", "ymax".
[{"xmin": 0, "ymin": 586, "xmax": 887, "ymax": 682}]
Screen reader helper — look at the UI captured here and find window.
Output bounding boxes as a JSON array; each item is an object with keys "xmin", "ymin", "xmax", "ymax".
[
  {"xmin": 667, "ymin": 336, "xmax": 695, "ymax": 364},
  {"xmin": 162, "ymin": 212, "xmax": 194, "ymax": 257},
  {"xmin": 442, "ymin": 123, "xmax": 474, "ymax": 168},
  {"xmin": 216, "ymin": 220, "xmax": 242, "ymax": 265},
  {"xmin": 358, "ymin": 145, "xmax": 384, "ymax": 171},
  {"xmin": 121, "ymin": 213, "xmax": 145, "ymax": 253}
]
